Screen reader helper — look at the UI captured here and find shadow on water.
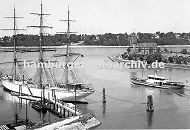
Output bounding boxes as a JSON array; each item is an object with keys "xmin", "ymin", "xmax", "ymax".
[
  {"xmin": 146, "ymin": 112, "xmax": 153, "ymax": 128},
  {"xmin": 163, "ymin": 88, "xmax": 185, "ymax": 97},
  {"xmin": 102, "ymin": 103, "xmax": 106, "ymax": 117},
  {"xmin": 0, "ymin": 95, "xmax": 4, "ymax": 101}
]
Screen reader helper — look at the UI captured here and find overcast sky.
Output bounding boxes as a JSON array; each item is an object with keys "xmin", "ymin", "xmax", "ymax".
[{"xmin": 1, "ymin": 0, "xmax": 190, "ymax": 36}]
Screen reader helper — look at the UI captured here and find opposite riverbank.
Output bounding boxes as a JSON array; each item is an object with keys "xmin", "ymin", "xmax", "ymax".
[{"xmin": 1, "ymin": 45, "xmax": 190, "ymax": 49}]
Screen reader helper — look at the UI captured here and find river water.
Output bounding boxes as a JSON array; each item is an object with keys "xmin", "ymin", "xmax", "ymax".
[{"xmin": 1, "ymin": 46, "xmax": 190, "ymax": 129}]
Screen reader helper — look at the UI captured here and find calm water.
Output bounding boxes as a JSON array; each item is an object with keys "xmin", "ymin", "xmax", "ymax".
[{"xmin": 1, "ymin": 46, "xmax": 190, "ymax": 129}]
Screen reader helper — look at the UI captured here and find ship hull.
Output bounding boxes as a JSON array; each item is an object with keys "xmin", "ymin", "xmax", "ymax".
[
  {"xmin": 131, "ymin": 79, "xmax": 184, "ymax": 89},
  {"xmin": 1, "ymin": 80, "xmax": 93, "ymax": 101}
]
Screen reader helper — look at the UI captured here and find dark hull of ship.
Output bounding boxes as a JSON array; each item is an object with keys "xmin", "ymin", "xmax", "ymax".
[{"xmin": 131, "ymin": 79, "xmax": 184, "ymax": 89}]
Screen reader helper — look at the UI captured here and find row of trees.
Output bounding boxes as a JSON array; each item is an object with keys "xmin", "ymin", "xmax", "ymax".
[
  {"xmin": 122, "ymin": 50, "xmax": 190, "ymax": 65},
  {"xmin": 0, "ymin": 34, "xmax": 80, "ymax": 46},
  {"xmin": 137, "ymin": 32, "xmax": 190, "ymax": 45},
  {"xmin": 122, "ymin": 53, "xmax": 163, "ymax": 64},
  {"xmin": 1, "ymin": 32, "xmax": 190, "ymax": 46},
  {"xmin": 167, "ymin": 56, "xmax": 189, "ymax": 64}
]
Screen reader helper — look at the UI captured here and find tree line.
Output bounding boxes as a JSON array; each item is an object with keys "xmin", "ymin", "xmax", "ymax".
[
  {"xmin": 1, "ymin": 31, "xmax": 190, "ymax": 46},
  {"xmin": 122, "ymin": 51, "xmax": 190, "ymax": 65}
]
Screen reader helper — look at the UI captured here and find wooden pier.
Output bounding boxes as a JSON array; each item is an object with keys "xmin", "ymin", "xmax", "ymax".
[
  {"xmin": 34, "ymin": 99, "xmax": 83, "ymax": 118},
  {"xmin": 15, "ymin": 94, "xmax": 82, "ymax": 118},
  {"xmin": 11, "ymin": 87, "xmax": 83, "ymax": 118}
]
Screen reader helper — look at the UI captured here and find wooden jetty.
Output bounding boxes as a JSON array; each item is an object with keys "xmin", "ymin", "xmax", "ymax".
[
  {"xmin": 11, "ymin": 89, "xmax": 82, "ymax": 117},
  {"xmin": 47, "ymin": 99, "xmax": 82, "ymax": 115},
  {"xmin": 16, "ymin": 95, "xmax": 82, "ymax": 117}
]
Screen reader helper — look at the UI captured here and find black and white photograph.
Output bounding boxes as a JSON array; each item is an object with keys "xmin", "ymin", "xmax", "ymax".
[{"xmin": 0, "ymin": 0, "xmax": 190, "ymax": 129}]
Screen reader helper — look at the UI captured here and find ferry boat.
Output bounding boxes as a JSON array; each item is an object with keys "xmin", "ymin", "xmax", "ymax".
[{"xmin": 131, "ymin": 74, "xmax": 185, "ymax": 89}]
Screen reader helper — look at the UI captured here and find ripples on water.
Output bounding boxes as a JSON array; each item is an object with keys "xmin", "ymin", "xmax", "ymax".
[{"xmin": 1, "ymin": 47, "xmax": 190, "ymax": 128}]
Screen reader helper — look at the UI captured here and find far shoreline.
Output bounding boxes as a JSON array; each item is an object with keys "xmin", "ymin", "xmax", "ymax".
[
  {"xmin": 1, "ymin": 45, "xmax": 190, "ymax": 49},
  {"xmin": 0, "ymin": 45, "xmax": 129, "ymax": 49}
]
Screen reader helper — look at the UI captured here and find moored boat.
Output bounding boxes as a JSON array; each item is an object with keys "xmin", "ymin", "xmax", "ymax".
[{"xmin": 131, "ymin": 74, "xmax": 185, "ymax": 89}]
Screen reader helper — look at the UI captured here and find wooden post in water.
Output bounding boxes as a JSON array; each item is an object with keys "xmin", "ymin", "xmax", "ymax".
[
  {"xmin": 15, "ymin": 113, "xmax": 18, "ymax": 126},
  {"xmin": 142, "ymin": 68, "xmax": 144, "ymax": 79},
  {"xmin": 48, "ymin": 111, "xmax": 50, "ymax": 122},
  {"xmin": 25, "ymin": 99, "xmax": 28, "ymax": 126},
  {"xmin": 146, "ymin": 95, "xmax": 154, "ymax": 112},
  {"xmin": 63, "ymin": 108, "xmax": 65, "ymax": 117},
  {"xmin": 102, "ymin": 88, "xmax": 106, "ymax": 103},
  {"xmin": 54, "ymin": 95, "xmax": 56, "ymax": 111},
  {"xmin": 21, "ymin": 75, "xmax": 25, "ymax": 105},
  {"xmin": 19, "ymin": 85, "xmax": 21, "ymax": 105},
  {"xmin": 48, "ymin": 92, "xmax": 50, "ymax": 109},
  {"xmin": 41, "ymin": 91, "xmax": 42, "ymax": 104},
  {"xmin": 59, "ymin": 106, "xmax": 61, "ymax": 113},
  {"xmin": 56, "ymin": 104, "xmax": 58, "ymax": 112},
  {"xmin": 74, "ymin": 85, "xmax": 76, "ymax": 116},
  {"xmin": 46, "ymin": 92, "xmax": 50, "ymax": 120},
  {"xmin": 52, "ymin": 89, "xmax": 53, "ymax": 99},
  {"xmin": 14, "ymin": 96, "xmax": 18, "ymax": 126}
]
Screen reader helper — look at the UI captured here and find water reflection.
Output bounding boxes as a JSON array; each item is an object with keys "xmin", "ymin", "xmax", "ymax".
[
  {"xmin": 40, "ymin": 112, "xmax": 46, "ymax": 124},
  {"xmin": 170, "ymin": 88, "xmax": 185, "ymax": 95},
  {"xmin": 164, "ymin": 88, "xmax": 185, "ymax": 96},
  {"xmin": 147, "ymin": 111, "xmax": 153, "ymax": 128},
  {"xmin": 0, "ymin": 95, "xmax": 4, "ymax": 100},
  {"xmin": 102, "ymin": 103, "xmax": 106, "ymax": 117}
]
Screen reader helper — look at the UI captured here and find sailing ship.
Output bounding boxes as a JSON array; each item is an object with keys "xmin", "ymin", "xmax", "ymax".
[{"xmin": 1, "ymin": 1, "xmax": 94, "ymax": 101}]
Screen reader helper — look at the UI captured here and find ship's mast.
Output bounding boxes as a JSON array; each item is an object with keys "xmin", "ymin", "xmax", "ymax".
[
  {"xmin": 13, "ymin": 7, "xmax": 17, "ymax": 81},
  {"xmin": 61, "ymin": 7, "xmax": 77, "ymax": 115},
  {"xmin": 39, "ymin": 0, "xmax": 44, "ymax": 103},
  {"xmin": 66, "ymin": 7, "xmax": 70, "ymax": 87},
  {"xmin": 1, "ymin": 5, "xmax": 25, "ymax": 125},
  {"xmin": 28, "ymin": 0, "xmax": 52, "ymax": 105},
  {"xmin": 39, "ymin": 1, "xmax": 44, "ymax": 105},
  {"xmin": 59, "ymin": 6, "xmax": 76, "ymax": 87},
  {"xmin": 1, "ymin": 6, "xmax": 25, "ymax": 81}
]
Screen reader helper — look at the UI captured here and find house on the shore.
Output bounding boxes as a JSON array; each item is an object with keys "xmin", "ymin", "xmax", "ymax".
[
  {"xmin": 128, "ymin": 33, "xmax": 158, "ymax": 54},
  {"xmin": 136, "ymin": 42, "xmax": 158, "ymax": 54},
  {"xmin": 129, "ymin": 32, "xmax": 138, "ymax": 48}
]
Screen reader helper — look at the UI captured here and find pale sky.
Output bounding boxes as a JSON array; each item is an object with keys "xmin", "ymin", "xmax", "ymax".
[{"xmin": 1, "ymin": 0, "xmax": 190, "ymax": 36}]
